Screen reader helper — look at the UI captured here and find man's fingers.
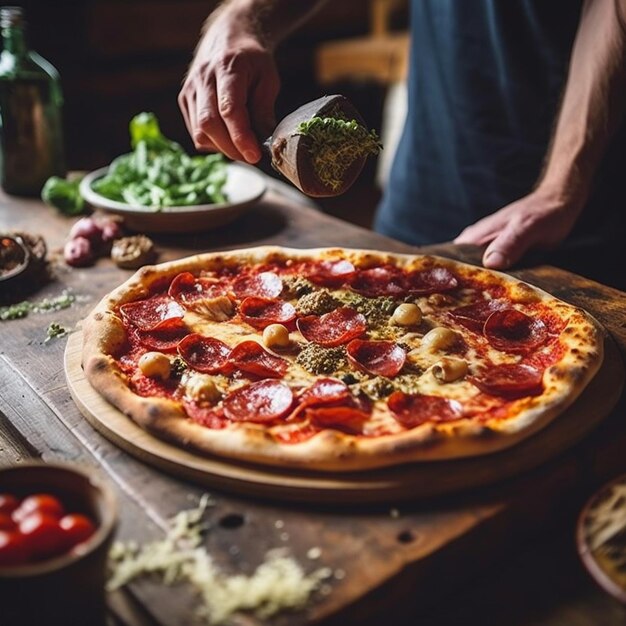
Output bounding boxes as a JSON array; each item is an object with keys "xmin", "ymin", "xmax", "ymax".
[
  {"xmin": 251, "ymin": 70, "xmax": 280, "ymax": 139},
  {"xmin": 482, "ymin": 223, "xmax": 530, "ymax": 269},
  {"xmin": 216, "ymin": 70, "xmax": 260, "ymax": 163},
  {"xmin": 178, "ymin": 90, "xmax": 194, "ymax": 140},
  {"xmin": 195, "ymin": 79, "xmax": 241, "ymax": 160},
  {"xmin": 454, "ymin": 221, "xmax": 500, "ymax": 246}
]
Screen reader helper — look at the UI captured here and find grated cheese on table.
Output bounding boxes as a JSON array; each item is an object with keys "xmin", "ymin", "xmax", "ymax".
[{"xmin": 108, "ymin": 495, "xmax": 333, "ymax": 624}]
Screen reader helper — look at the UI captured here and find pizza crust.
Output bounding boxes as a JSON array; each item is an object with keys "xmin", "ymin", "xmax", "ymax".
[{"xmin": 81, "ymin": 246, "xmax": 604, "ymax": 471}]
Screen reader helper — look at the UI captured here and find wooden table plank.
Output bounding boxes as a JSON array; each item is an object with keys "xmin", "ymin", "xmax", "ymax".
[{"xmin": 1, "ymin": 181, "xmax": 626, "ymax": 625}]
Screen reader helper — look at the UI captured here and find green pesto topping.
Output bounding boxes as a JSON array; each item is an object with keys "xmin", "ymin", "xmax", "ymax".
[
  {"xmin": 170, "ymin": 356, "xmax": 188, "ymax": 378},
  {"xmin": 296, "ymin": 289, "xmax": 341, "ymax": 316},
  {"xmin": 393, "ymin": 373, "xmax": 425, "ymax": 395},
  {"xmin": 296, "ymin": 117, "xmax": 382, "ymax": 191},
  {"xmin": 335, "ymin": 292, "xmax": 397, "ymax": 327},
  {"xmin": 45, "ymin": 322, "xmax": 69, "ymax": 343},
  {"xmin": 0, "ymin": 290, "xmax": 76, "ymax": 321},
  {"xmin": 368, "ymin": 324, "xmax": 404, "ymax": 341},
  {"xmin": 296, "ymin": 344, "xmax": 347, "ymax": 375},
  {"xmin": 339, "ymin": 372, "xmax": 361, "ymax": 385},
  {"xmin": 353, "ymin": 376, "xmax": 395, "ymax": 401},
  {"xmin": 282, "ymin": 275, "xmax": 315, "ymax": 298}
]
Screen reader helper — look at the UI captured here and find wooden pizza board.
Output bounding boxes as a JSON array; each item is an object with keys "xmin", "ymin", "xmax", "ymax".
[{"xmin": 64, "ymin": 330, "xmax": 624, "ymax": 504}]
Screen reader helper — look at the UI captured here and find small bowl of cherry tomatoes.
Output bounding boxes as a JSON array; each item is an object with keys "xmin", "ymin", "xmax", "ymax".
[{"xmin": 0, "ymin": 462, "xmax": 117, "ymax": 626}]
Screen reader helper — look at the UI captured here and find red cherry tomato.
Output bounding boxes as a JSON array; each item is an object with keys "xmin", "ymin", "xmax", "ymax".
[
  {"xmin": 0, "ymin": 494, "xmax": 19, "ymax": 515},
  {"xmin": 18, "ymin": 512, "xmax": 66, "ymax": 559},
  {"xmin": 59, "ymin": 514, "xmax": 96, "ymax": 548},
  {"xmin": 13, "ymin": 493, "xmax": 64, "ymax": 523},
  {"xmin": 0, "ymin": 530, "xmax": 30, "ymax": 566},
  {"xmin": 0, "ymin": 513, "xmax": 16, "ymax": 531}
]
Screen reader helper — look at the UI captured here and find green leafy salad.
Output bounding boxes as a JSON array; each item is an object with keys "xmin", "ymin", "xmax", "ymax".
[{"xmin": 91, "ymin": 112, "xmax": 228, "ymax": 209}]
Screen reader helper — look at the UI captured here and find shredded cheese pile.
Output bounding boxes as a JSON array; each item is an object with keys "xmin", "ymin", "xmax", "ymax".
[{"xmin": 108, "ymin": 495, "xmax": 332, "ymax": 624}]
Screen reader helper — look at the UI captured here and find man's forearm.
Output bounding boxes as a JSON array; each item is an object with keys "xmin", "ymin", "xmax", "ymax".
[
  {"xmin": 539, "ymin": 0, "xmax": 626, "ymax": 205},
  {"xmin": 204, "ymin": 0, "xmax": 329, "ymax": 50}
]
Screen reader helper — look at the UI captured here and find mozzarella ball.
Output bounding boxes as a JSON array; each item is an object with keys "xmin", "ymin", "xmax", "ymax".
[
  {"xmin": 184, "ymin": 373, "xmax": 221, "ymax": 404},
  {"xmin": 432, "ymin": 357, "xmax": 468, "ymax": 383},
  {"xmin": 391, "ymin": 303, "xmax": 422, "ymax": 327},
  {"xmin": 138, "ymin": 352, "xmax": 171, "ymax": 380},
  {"xmin": 421, "ymin": 327, "xmax": 460, "ymax": 352},
  {"xmin": 263, "ymin": 323, "xmax": 290, "ymax": 349}
]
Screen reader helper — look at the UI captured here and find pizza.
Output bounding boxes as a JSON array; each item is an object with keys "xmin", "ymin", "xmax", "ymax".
[{"xmin": 81, "ymin": 246, "xmax": 604, "ymax": 471}]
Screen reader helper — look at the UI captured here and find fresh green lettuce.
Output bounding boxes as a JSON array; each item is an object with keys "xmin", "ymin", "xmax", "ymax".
[{"xmin": 91, "ymin": 113, "xmax": 228, "ymax": 209}]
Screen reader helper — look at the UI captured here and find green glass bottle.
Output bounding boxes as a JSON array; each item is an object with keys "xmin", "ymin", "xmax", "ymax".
[{"xmin": 0, "ymin": 6, "xmax": 65, "ymax": 196}]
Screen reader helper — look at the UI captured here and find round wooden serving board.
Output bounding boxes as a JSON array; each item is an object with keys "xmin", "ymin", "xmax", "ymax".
[{"xmin": 65, "ymin": 331, "xmax": 624, "ymax": 504}]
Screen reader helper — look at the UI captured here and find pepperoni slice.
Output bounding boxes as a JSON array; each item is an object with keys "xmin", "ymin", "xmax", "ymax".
[
  {"xmin": 483, "ymin": 309, "xmax": 548, "ymax": 354},
  {"xmin": 239, "ymin": 297, "xmax": 297, "ymax": 330},
  {"xmin": 449, "ymin": 299, "xmax": 508, "ymax": 333},
  {"xmin": 168, "ymin": 272, "xmax": 226, "ymax": 305},
  {"xmin": 120, "ymin": 295, "xmax": 185, "ymax": 332},
  {"xmin": 131, "ymin": 326, "xmax": 190, "ymax": 352},
  {"xmin": 349, "ymin": 266, "xmax": 407, "ymax": 297},
  {"xmin": 183, "ymin": 400, "xmax": 228, "ymax": 429},
  {"xmin": 346, "ymin": 339, "xmax": 406, "ymax": 378},
  {"xmin": 307, "ymin": 260, "xmax": 356, "ymax": 287},
  {"xmin": 300, "ymin": 378, "xmax": 350, "ymax": 406},
  {"xmin": 177, "ymin": 333, "xmax": 231, "ymax": 374},
  {"xmin": 223, "ymin": 380, "xmax": 294, "ymax": 423},
  {"xmin": 469, "ymin": 363, "xmax": 544, "ymax": 399},
  {"xmin": 388, "ymin": 391, "xmax": 462, "ymax": 428},
  {"xmin": 406, "ymin": 267, "xmax": 458, "ymax": 295},
  {"xmin": 231, "ymin": 271, "xmax": 282, "ymax": 299},
  {"xmin": 288, "ymin": 378, "xmax": 351, "ymax": 422},
  {"xmin": 228, "ymin": 340, "xmax": 289, "ymax": 378},
  {"xmin": 297, "ymin": 307, "xmax": 367, "ymax": 347},
  {"xmin": 305, "ymin": 406, "xmax": 370, "ymax": 435}
]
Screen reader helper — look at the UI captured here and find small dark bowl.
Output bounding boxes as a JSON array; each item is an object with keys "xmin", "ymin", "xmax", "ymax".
[
  {"xmin": 0, "ymin": 235, "xmax": 30, "ymax": 283},
  {"xmin": 577, "ymin": 474, "xmax": 626, "ymax": 604},
  {"xmin": 0, "ymin": 462, "xmax": 118, "ymax": 626}
]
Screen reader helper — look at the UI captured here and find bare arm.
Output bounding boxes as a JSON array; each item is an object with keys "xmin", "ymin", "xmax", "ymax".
[
  {"xmin": 455, "ymin": 0, "xmax": 626, "ymax": 269},
  {"xmin": 179, "ymin": 0, "xmax": 328, "ymax": 163}
]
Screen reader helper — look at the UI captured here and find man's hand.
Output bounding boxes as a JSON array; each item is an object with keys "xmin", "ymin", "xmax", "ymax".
[
  {"xmin": 457, "ymin": 0, "xmax": 626, "ymax": 271},
  {"xmin": 178, "ymin": 7, "xmax": 280, "ymax": 164},
  {"xmin": 453, "ymin": 190, "xmax": 583, "ymax": 270}
]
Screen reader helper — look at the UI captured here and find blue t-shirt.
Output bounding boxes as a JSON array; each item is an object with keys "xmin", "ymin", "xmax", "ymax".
[{"xmin": 375, "ymin": 0, "xmax": 626, "ymax": 254}]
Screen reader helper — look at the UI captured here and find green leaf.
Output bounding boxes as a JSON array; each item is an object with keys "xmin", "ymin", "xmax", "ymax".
[
  {"xmin": 92, "ymin": 113, "xmax": 229, "ymax": 210},
  {"xmin": 41, "ymin": 176, "xmax": 86, "ymax": 215},
  {"xmin": 129, "ymin": 112, "xmax": 162, "ymax": 149}
]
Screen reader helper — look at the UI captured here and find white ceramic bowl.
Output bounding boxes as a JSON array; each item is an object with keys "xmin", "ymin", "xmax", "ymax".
[{"xmin": 80, "ymin": 161, "xmax": 267, "ymax": 234}]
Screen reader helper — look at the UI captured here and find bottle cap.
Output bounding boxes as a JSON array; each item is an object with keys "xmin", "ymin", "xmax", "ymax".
[{"xmin": 0, "ymin": 6, "xmax": 23, "ymax": 28}]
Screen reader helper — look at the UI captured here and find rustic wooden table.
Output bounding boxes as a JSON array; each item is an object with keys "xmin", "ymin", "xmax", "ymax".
[{"xmin": 2, "ymin": 179, "xmax": 626, "ymax": 626}]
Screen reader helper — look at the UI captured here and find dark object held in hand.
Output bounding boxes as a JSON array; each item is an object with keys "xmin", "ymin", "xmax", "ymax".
[{"xmin": 266, "ymin": 95, "xmax": 381, "ymax": 197}]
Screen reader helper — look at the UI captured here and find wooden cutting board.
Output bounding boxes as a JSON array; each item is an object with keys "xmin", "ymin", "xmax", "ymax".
[{"xmin": 64, "ymin": 329, "xmax": 624, "ymax": 504}]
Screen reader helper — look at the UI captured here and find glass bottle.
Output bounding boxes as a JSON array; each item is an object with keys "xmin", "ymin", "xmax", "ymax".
[{"xmin": 0, "ymin": 6, "xmax": 65, "ymax": 196}]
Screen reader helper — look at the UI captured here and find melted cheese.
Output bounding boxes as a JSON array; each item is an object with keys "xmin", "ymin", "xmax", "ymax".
[{"xmin": 170, "ymin": 276, "xmax": 554, "ymax": 436}]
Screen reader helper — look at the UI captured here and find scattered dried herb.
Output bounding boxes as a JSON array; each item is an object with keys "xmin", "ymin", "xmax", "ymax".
[
  {"xmin": 0, "ymin": 290, "xmax": 76, "ymax": 321},
  {"xmin": 45, "ymin": 321, "xmax": 69, "ymax": 343},
  {"xmin": 296, "ymin": 117, "xmax": 381, "ymax": 191}
]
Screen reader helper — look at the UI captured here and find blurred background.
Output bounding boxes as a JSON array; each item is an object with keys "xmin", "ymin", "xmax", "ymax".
[{"xmin": 18, "ymin": 0, "xmax": 410, "ymax": 227}]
